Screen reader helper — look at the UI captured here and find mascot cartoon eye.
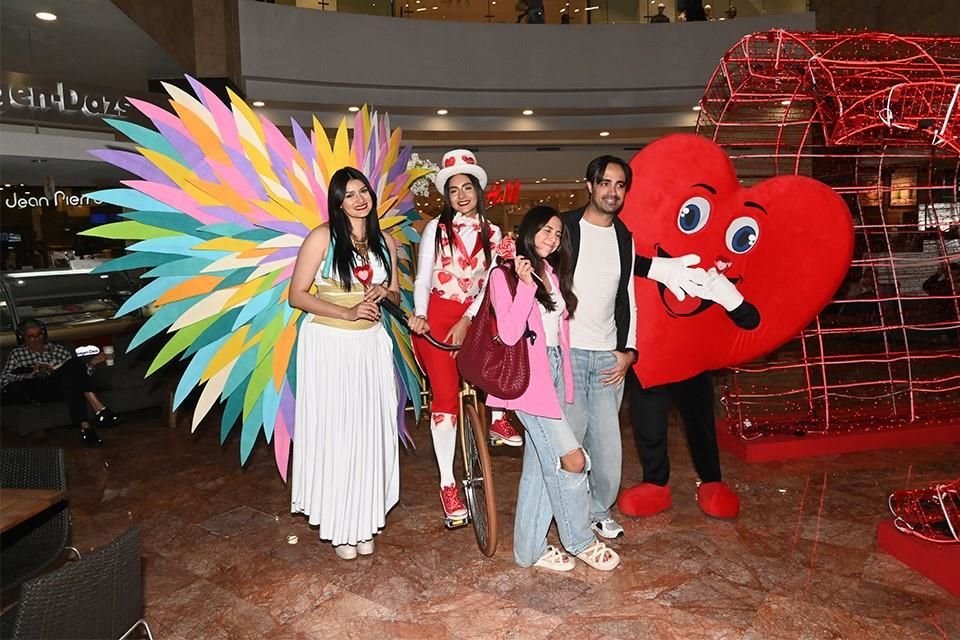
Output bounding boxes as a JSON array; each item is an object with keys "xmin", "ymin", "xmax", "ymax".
[
  {"xmin": 677, "ymin": 196, "xmax": 711, "ymax": 234},
  {"xmin": 725, "ymin": 216, "xmax": 760, "ymax": 254}
]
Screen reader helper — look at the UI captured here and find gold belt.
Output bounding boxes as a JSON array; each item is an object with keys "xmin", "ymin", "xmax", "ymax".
[{"xmin": 310, "ymin": 286, "xmax": 376, "ymax": 331}]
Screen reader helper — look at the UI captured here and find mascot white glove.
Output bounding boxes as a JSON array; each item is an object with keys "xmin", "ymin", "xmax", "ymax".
[
  {"xmin": 647, "ymin": 254, "xmax": 708, "ymax": 302},
  {"xmin": 699, "ymin": 268, "xmax": 744, "ymax": 312}
]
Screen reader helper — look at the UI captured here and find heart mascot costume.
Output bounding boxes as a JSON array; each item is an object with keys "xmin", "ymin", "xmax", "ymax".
[{"xmin": 616, "ymin": 134, "xmax": 854, "ymax": 519}]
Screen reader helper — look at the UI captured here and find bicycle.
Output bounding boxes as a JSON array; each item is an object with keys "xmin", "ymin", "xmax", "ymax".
[{"xmin": 381, "ymin": 299, "xmax": 499, "ymax": 557}]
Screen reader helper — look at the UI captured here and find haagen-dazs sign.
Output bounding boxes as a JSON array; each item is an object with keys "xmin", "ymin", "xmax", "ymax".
[
  {"xmin": 0, "ymin": 80, "xmax": 130, "ymax": 119},
  {"xmin": 4, "ymin": 190, "xmax": 103, "ymax": 210}
]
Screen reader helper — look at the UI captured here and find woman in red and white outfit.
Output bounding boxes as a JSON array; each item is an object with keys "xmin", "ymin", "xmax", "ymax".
[{"xmin": 408, "ymin": 149, "xmax": 522, "ymax": 524}]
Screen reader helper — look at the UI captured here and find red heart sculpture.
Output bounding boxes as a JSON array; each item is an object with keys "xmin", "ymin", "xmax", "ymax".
[{"xmin": 621, "ymin": 134, "xmax": 854, "ymax": 388}]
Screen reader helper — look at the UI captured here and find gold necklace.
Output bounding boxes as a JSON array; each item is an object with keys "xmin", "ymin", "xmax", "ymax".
[{"xmin": 351, "ymin": 234, "xmax": 369, "ymax": 263}]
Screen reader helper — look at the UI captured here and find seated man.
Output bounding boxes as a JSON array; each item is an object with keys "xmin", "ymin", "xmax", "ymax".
[{"xmin": 1, "ymin": 319, "xmax": 119, "ymax": 447}]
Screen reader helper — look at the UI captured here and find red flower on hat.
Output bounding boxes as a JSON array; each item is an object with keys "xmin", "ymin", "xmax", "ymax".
[{"xmin": 444, "ymin": 156, "xmax": 456, "ymax": 167}]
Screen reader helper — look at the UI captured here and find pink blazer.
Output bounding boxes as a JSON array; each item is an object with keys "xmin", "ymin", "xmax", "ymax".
[{"xmin": 485, "ymin": 263, "xmax": 574, "ymax": 419}]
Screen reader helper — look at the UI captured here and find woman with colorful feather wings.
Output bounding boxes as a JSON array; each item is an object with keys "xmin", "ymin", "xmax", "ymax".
[{"xmin": 82, "ymin": 79, "xmax": 430, "ymax": 532}]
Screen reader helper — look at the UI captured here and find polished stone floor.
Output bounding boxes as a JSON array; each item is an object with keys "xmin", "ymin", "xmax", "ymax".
[{"xmin": 5, "ymin": 408, "xmax": 959, "ymax": 640}]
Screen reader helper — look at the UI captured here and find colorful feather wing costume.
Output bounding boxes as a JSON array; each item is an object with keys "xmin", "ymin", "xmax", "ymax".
[{"xmin": 81, "ymin": 77, "xmax": 428, "ymax": 478}]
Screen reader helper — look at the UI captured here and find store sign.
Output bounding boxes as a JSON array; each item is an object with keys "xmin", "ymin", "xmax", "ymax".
[
  {"xmin": 0, "ymin": 80, "xmax": 131, "ymax": 119},
  {"xmin": 4, "ymin": 190, "xmax": 103, "ymax": 210},
  {"xmin": 485, "ymin": 180, "xmax": 521, "ymax": 206}
]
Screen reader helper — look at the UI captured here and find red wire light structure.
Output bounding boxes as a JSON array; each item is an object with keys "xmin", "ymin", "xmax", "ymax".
[{"xmin": 697, "ymin": 30, "xmax": 960, "ymax": 441}]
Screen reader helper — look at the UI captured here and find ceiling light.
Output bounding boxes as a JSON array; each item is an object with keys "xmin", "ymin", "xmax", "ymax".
[
  {"xmin": 599, "ymin": 131, "xmax": 610, "ymax": 137},
  {"xmin": 252, "ymin": 100, "xmax": 265, "ymax": 107},
  {"xmin": 416, "ymin": 6, "xmax": 427, "ymax": 10},
  {"xmin": 436, "ymin": 109, "xmax": 448, "ymax": 115},
  {"xmin": 585, "ymin": 5, "xmax": 599, "ymax": 10},
  {"xmin": 522, "ymin": 109, "xmax": 534, "ymax": 116},
  {"xmin": 35, "ymin": 11, "xmax": 57, "ymax": 21},
  {"xmin": 32, "ymin": 159, "xmax": 47, "ymax": 164},
  {"xmin": 574, "ymin": 8, "xmax": 580, "ymax": 12},
  {"xmin": 3, "ymin": 184, "xmax": 10, "ymax": 188},
  {"xmin": 432, "ymin": 5, "xmax": 438, "ymax": 8},
  {"xmin": 692, "ymin": 105, "xmax": 702, "ymax": 111},
  {"xmin": 348, "ymin": 106, "xmax": 360, "ymax": 112},
  {"xmin": 780, "ymin": 99, "xmax": 792, "ymax": 106}
]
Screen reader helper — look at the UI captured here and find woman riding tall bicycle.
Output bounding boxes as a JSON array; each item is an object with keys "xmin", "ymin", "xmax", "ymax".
[{"xmin": 408, "ymin": 149, "xmax": 521, "ymax": 527}]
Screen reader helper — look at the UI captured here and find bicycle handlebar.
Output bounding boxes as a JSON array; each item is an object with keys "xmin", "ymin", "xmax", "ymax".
[{"xmin": 379, "ymin": 298, "xmax": 459, "ymax": 352}]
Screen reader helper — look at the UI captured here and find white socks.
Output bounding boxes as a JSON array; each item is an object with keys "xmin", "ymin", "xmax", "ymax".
[
  {"xmin": 431, "ymin": 412, "xmax": 457, "ymax": 487},
  {"xmin": 490, "ymin": 409, "xmax": 504, "ymax": 423}
]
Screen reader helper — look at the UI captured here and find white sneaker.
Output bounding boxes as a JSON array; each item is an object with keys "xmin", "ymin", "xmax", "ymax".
[
  {"xmin": 357, "ymin": 539, "xmax": 375, "ymax": 556},
  {"xmin": 334, "ymin": 544, "xmax": 357, "ymax": 560},
  {"xmin": 591, "ymin": 518, "xmax": 624, "ymax": 539}
]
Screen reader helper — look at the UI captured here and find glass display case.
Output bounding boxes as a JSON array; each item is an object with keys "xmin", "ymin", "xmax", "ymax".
[{"xmin": 0, "ymin": 268, "xmax": 144, "ymax": 346}]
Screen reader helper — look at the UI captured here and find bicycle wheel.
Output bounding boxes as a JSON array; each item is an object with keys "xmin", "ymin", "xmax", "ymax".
[{"xmin": 462, "ymin": 403, "xmax": 498, "ymax": 556}]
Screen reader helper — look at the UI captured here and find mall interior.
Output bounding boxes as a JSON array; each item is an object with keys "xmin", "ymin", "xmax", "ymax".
[{"xmin": 1, "ymin": 1, "xmax": 959, "ymax": 638}]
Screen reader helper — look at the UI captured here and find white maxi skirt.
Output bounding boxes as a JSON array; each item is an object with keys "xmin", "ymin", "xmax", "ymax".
[{"xmin": 290, "ymin": 320, "xmax": 400, "ymax": 546}]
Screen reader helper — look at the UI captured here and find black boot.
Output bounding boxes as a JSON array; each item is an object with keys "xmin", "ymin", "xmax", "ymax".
[
  {"xmin": 81, "ymin": 427, "xmax": 103, "ymax": 448},
  {"xmin": 95, "ymin": 407, "xmax": 121, "ymax": 428}
]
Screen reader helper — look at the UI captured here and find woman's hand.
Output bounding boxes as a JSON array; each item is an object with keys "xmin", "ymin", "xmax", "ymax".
[
  {"xmin": 408, "ymin": 315, "xmax": 430, "ymax": 335},
  {"xmin": 514, "ymin": 255, "xmax": 534, "ymax": 285},
  {"xmin": 363, "ymin": 283, "xmax": 391, "ymax": 304},
  {"xmin": 345, "ymin": 300, "xmax": 381, "ymax": 322},
  {"xmin": 445, "ymin": 316, "xmax": 472, "ymax": 346}
]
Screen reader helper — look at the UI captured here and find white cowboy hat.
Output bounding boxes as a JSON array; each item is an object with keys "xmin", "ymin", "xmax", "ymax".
[{"xmin": 433, "ymin": 149, "xmax": 488, "ymax": 193}]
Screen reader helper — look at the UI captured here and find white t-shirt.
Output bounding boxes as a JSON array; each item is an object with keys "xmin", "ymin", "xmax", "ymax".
[
  {"xmin": 569, "ymin": 218, "xmax": 636, "ymax": 351},
  {"xmin": 539, "ymin": 288, "xmax": 566, "ymax": 348}
]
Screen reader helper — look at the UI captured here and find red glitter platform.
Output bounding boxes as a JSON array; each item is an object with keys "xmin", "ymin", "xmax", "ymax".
[
  {"xmin": 717, "ymin": 418, "xmax": 960, "ymax": 463},
  {"xmin": 876, "ymin": 519, "xmax": 960, "ymax": 597}
]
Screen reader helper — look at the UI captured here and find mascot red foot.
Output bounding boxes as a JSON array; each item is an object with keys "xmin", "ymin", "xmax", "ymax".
[{"xmin": 615, "ymin": 134, "xmax": 853, "ymax": 519}]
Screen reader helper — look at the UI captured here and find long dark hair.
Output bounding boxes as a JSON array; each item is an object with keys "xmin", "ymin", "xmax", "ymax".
[
  {"xmin": 328, "ymin": 167, "xmax": 390, "ymax": 291},
  {"xmin": 433, "ymin": 173, "xmax": 492, "ymax": 267},
  {"xmin": 516, "ymin": 206, "xmax": 578, "ymax": 316}
]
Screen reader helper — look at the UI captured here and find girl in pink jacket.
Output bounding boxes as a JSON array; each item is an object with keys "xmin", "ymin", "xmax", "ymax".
[{"xmin": 487, "ymin": 206, "xmax": 620, "ymax": 572}]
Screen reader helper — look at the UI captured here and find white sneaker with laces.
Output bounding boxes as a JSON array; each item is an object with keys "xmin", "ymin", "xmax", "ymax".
[{"xmin": 591, "ymin": 518, "xmax": 624, "ymax": 539}]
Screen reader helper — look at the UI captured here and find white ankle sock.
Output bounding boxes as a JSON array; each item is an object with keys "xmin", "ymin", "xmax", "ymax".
[
  {"xmin": 490, "ymin": 410, "xmax": 504, "ymax": 423},
  {"xmin": 431, "ymin": 413, "xmax": 457, "ymax": 487}
]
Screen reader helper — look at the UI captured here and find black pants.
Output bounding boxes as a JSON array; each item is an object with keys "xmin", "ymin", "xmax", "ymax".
[
  {"xmin": 2, "ymin": 359, "xmax": 96, "ymax": 425},
  {"xmin": 626, "ymin": 370, "xmax": 722, "ymax": 486}
]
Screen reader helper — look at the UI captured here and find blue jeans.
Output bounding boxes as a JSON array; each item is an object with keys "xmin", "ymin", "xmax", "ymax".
[
  {"xmin": 565, "ymin": 348, "xmax": 625, "ymax": 522},
  {"xmin": 513, "ymin": 347, "xmax": 595, "ymax": 567}
]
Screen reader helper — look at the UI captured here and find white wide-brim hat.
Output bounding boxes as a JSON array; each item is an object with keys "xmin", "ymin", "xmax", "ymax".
[{"xmin": 433, "ymin": 149, "xmax": 488, "ymax": 193}]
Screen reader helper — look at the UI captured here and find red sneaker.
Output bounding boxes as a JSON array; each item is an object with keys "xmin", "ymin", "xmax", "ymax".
[
  {"xmin": 440, "ymin": 484, "xmax": 468, "ymax": 519},
  {"xmin": 489, "ymin": 416, "xmax": 522, "ymax": 447}
]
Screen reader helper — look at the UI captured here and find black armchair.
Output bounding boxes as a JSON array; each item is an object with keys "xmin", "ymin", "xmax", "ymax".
[
  {"xmin": 1, "ymin": 448, "xmax": 72, "ymax": 593},
  {"xmin": 0, "ymin": 527, "xmax": 153, "ymax": 640}
]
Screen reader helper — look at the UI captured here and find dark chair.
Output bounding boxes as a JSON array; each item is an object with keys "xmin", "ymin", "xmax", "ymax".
[
  {"xmin": 1, "ymin": 448, "xmax": 74, "ymax": 593},
  {"xmin": 0, "ymin": 527, "xmax": 153, "ymax": 640}
]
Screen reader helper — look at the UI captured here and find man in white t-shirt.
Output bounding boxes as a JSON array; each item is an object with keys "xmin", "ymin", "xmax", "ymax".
[
  {"xmin": 563, "ymin": 156, "xmax": 709, "ymax": 539},
  {"xmin": 562, "ymin": 156, "xmax": 638, "ymax": 539}
]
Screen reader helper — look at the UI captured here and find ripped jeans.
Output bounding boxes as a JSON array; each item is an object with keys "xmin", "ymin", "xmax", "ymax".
[{"xmin": 513, "ymin": 346, "xmax": 595, "ymax": 567}]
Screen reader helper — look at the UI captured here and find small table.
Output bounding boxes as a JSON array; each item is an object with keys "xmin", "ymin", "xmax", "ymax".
[{"xmin": 0, "ymin": 489, "xmax": 67, "ymax": 534}]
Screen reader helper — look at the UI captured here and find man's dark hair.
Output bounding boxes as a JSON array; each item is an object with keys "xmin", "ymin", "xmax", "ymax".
[{"xmin": 585, "ymin": 155, "xmax": 633, "ymax": 191}]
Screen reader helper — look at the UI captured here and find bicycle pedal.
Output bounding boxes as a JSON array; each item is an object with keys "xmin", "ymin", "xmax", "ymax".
[{"xmin": 444, "ymin": 515, "xmax": 470, "ymax": 529}]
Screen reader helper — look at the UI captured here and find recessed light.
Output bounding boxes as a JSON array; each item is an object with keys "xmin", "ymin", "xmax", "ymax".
[
  {"xmin": 35, "ymin": 11, "xmax": 57, "ymax": 21},
  {"xmin": 432, "ymin": 5, "xmax": 438, "ymax": 8},
  {"xmin": 348, "ymin": 106, "xmax": 360, "ymax": 112},
  {"xmin": 780, "ymin": 99, "xmax": 792, "ymax": 106},
  {"xmin": 32, "ymin": 159, "xmax": 47, "ymax": 164},
  {"xmin": 522, "ymin": 109, "xmax": 534, "ymax": 116},
  {"xmin": 252, "ymin": 100, "xmax": 265, "ymax": 107},
  {"xmin": 3, "ymin": 184, "xmax": 11, "ymax": 188},
  {"xmin": 436, "ymin": 109, "xmax": 448, "ymax": 115},
  {"xmin": 692, "ymin": 105, "xmax": 702, "ymax": 111},
  {"xmin": 599, "ymin": 131, "xmax": 610, "ymax": 137}
]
